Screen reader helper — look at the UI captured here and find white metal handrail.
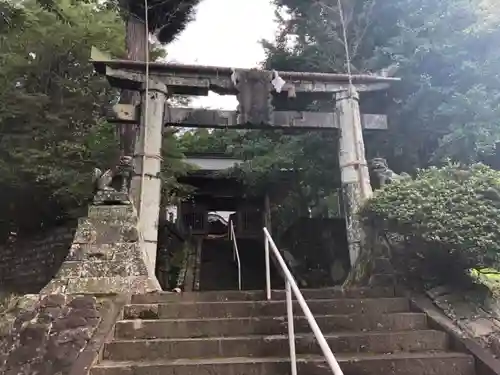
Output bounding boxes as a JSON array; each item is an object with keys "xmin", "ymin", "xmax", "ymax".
[
  {"xmin": 229, "ymin": 220, "xmax": 242, "ymax": 290},
  {"xmin": 263, "ymin": 227, "xmax": 344, "ymax": 375}
]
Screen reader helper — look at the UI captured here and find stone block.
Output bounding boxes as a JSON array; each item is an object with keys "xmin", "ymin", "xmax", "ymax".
[
  {"xmin": 65, "ymin": 276, "xmax": 159, "ymax": 294},
  {"xmin": 426, "ymin": 285, "xmax": 454, "ymax": 300},
  {"xmin": 368, "ymin": 273, "xmax": 395, "ymax": 286},
  {"xmin": 124, "ymin": 304, "xmax": 160, "ymax": 319},
  {"xmin": 371, "ymin": 257, "xmax": 394, "ymax": 274},
  {"xmin": 66, "ymin": 243, "xmax": 140, "ymax": 262},
  {"xmin": 91, "ymin": 351, "xmax": 475, "ymax": 375},
  {"xmin": 65, "ymin": 277, "xmax": 126, "ymax": 294},
  {"xmin": 484, "ymin": 294, "xmax": 500, "ymax": 319},
  {"xmin": 130, "ymin": 276, "xmax": 162, "ymax": 293},
  {"xmin": 77, "ymin": 260, "xmax": 148, "ymax": 278},
  {"xmin": 73, "ymin": 222, "xmax": 139, "ymax": 245},
  {"xmin": 40, "ymin": 294, "xmax": 67, "ymax": 308},
  {"xmin": 116, "ymin": 312, "xmax": 428, "ymax": 340},
  {"xmin": 434, "ymin": 293, "xmax": 464, "ymax": 312},
  {"xmin": 67, "ymin": 244, "xmax": 101, "ymax": 261},
  {"xmin": 56, "ymin": 262, "xmax": 82, "ymax": 278},
  {"xmin": 0, "ymin": 292, "xmax": 107, "ymax": 375},
  {"xmin": 42, "ymin": 279, "xmax": 69, "ymax": 294},
  {"xmin": 104, "ymin": 330, "xmax": 448, "ymax": 362},
  {"xmin": 112, "ymin": 243, "xmax": 143, "ymax": 262},
  {"xmin": 448, "ymin": 301, "xmax": 485, "ymax": 320},
  {"xmin": 88, "ymin": 204, "xmax": 135, "ymax": 219},
  {"xmin": 460, "ymin": 318, "xmax": 498, "ymax": 338},
  {"xmin": 68, "ymin": 295, "xmax": 97, "ymax": 310},
  {"xmin": 73, "ymin": 221, "xmax": 96, "ymax": 244},
  {"xmin": 93, "ymin": 190, "xmax": 131, "ymax": 205},
  {"xmin": 486, "ymin": 332, "xmax": 500, "ymax": 357},
  {"xmin": 87, "ymin": 212, "xmax": 138, "ymax": 227}
]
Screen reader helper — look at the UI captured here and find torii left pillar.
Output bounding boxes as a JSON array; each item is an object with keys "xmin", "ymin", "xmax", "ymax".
[{"xmin": 130, "ymin": 80, "xmax": 167, "ymax": 275}]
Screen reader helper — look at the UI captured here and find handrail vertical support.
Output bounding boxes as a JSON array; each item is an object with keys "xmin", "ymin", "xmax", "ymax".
[
  {"xmin": 263, "ymin": 227, "xmax": 345, "ymax": 375},
  {"xmin": 286, "ymin": 280, "xmax": 298, "ymax": 375},
  {"xmin": 265, "ymin": 237, "xmax": 271, "ymax": 300},
  {"xmin": 230, "ymin": 220, "xmax": 242, "ymax": 291}
]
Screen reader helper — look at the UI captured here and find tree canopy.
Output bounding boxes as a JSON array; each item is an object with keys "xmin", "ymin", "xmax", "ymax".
[
  {"xmin": 0, "ymin": 0, "xmax": 191, "ymax": 240},
  {"xmin": 265, "ymin": 0, "xmax": 500, "ymax": 168},
  {"xmin": 125, "ymin": 0, "xmax": 201, "ymax": 44},
  {"xmin": 0, "ymin": 0, "xmax": 126, "ymax": 237},
  {"xmin": 179, "ymin": 0, "xmax": 500, "ymax": 233},
  {"xmin": 3, "ymin": 0, "xmax": 500, "ymax": 245}
]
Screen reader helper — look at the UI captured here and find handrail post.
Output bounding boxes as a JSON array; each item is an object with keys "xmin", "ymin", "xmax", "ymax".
[
  {"xmin": 230, "ymin": 221, "xmax": 242, "ymax": 291},
  {"xmin": 265, "ymin": 236, "xmax": 271, "ymax": 300},
  {"xmin": 263, "ymin": 227, "xmax": 345, "ymax": 375},
  {"xmin": 286, "ymin": 280, "xmax": 297, "ymax": 375},
  {"xmin": 230, "ymin": 220, "xmax": 235, "ymax": 262}
]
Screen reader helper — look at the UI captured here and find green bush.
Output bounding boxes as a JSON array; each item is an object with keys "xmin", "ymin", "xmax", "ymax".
[{"xmin": 360, "ymin": 163, "xmax": 500, "ymax": 271}]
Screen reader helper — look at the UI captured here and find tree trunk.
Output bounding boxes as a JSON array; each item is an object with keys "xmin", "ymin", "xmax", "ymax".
[{"xmin": 119, "ymin": 11, "xmax": 148, "ymax": 157}]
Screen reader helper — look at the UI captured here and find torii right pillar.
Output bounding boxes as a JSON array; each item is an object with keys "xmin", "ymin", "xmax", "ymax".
[{"xmin": 336, "ymin": 85, "xmax": 373, "ymax": 266}]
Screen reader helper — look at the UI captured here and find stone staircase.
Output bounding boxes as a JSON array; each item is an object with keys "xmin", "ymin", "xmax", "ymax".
[{"xmin": 91, "ymin": 286, "xmax": 475, "ymax": 375}]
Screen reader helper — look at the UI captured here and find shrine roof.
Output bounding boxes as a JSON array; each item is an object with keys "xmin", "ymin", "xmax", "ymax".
[{"xmin": 184, "ymin": 154, "xmax": 243, "ymax": 172}]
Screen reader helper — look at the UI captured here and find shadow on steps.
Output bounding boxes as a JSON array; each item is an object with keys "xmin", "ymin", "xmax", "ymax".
[{"xmin": 199, "ymin": 237, "xmax": 282, "ymax": 291}]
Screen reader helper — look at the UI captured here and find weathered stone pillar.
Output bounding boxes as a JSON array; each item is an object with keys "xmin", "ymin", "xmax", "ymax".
[
  {"xmin": 131, "ymin": 81, "xmax": 167, "ymax": 275},
  {"xmin": 336, "ymin": 86, "xmax": 373, "ymax": 266}
]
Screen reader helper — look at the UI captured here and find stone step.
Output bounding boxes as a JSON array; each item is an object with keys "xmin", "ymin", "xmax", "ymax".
[
  {"xmin": 123, "ymin": 297, "xmax": 410, "ymax": 320},
  {"xmin": 104, "ymin": 330, "xmax": 448, "ymax": 361},
  {"xmin": 114, "ymin": 312, "xmax": 428, "ymax": 339},
  {"xmin": 131, "ymin": 286, "xmax": 396, "ymax": 304},
  {"xmin": 91, "ymin": 352, "xmax": 475, "ymax": 375}
]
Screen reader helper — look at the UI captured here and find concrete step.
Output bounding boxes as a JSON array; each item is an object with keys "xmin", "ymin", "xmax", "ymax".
[
  {"xmin": 114, "ymin": 312, "xmax": 428, "ymax": 339},
  {"xmin": 123, "ymin": 297, "xmax": 410, "ymax": 320},
  {"xmin": 91, "ymin": 352, "xmax": 475, "ymax": 375},
  {"xmin": 131, "ymin": 286, "xmax": 396, "ymax": 304},
  {"xmin": 104, "ymin": 330, "xmax": 448, "ymax": 361}
]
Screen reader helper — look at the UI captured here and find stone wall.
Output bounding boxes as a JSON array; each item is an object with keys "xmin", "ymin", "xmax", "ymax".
[
  {"xmin": 0, "ymin": 294, "xmax": 98, "ymax": 374},
  {"xmin": 341, "ymin": 221, "xmax": 395, "ymax": 287},
  {"xmin": 0, "ymin": 224, "xmax": 77, "ymax": 294},
  {"xmin": 156, "ymin": 221, "xmax": 186, "ymax": 290},
  {"xmin": 354, "ymin": 226, "xmax": 500, "ymax": 359},
  {"xmin": 0, "ymin": 293, "xmax": 124, "ymax": 375},
  {"xmin": 175, "ymin": 238, "xmax": 198, "ymax": 292},
  {"xmin": 0, "ymin": 200, "xmax": 160, "ymax": 374},
  {"xmin": 42, "ymin": 203, "xmax": 160, "ymax": 294},
  {"xmin": 426, "ymin": 285, "xmax": 500, "ymax": 357},
  {"xmin": 279, "ymin": 218, "xmax": 351, "ymax": 287}
]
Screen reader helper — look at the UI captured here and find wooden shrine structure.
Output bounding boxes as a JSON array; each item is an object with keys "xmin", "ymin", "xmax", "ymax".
[{"xmin": 91, "ymin": 48, "xmax": 400, "ymax": 274}]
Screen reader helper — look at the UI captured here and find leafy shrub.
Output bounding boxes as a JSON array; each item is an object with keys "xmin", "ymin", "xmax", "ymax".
[{"xmin": 360, "ymin": 163, "xmax": 500, "ymax": 272}]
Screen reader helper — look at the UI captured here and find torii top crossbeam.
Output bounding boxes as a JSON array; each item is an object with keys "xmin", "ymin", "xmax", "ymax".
[
  {"xmin": 91, "ymin": 49, "xmax": 400, "ymax": 97},
  {"xmin": 92, "ymin": 50, "xmax": 399, "ymax": 130},
  {"xmin": 93, "ymin": 59, "xmax": 399, "ymax": 85}
]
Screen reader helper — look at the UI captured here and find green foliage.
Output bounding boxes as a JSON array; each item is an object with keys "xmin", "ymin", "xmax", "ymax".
[
  {"xmin": 0, "ymin": 0, "xmax": 128, "ymax": 236},
  {"xmin": 180, "ymin": 0, "xmax": 500, "ymax": 236},
  {"xmin": 361, "ymin": 163, "xmax": 500, "ymax": 270},
  {"xmin": 0, "ymin": 0, "xmax": 191, "ymax": 239},
  {"xmin": 161, "ymin": 129, "xmax": 194, "ymax": 205},
  {"xmin": 469, "ymin": 268, "xmax": 500, "ymax": 295},
  {"xmin": 266, "ymin": 0, "xmax": 500, "ymax": 171},
  {"xmin": 177, "ymin": 128, "xmax": 341, "ymax": 234},
  {"xmin": 178, "ymin": 0, "xmax": 500, "ymax": 236}
]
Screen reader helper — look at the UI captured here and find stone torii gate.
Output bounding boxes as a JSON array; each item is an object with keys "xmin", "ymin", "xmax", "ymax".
[{"xmin": 91, "ymin": 50, "xmax": 399, "ymax": 275}]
